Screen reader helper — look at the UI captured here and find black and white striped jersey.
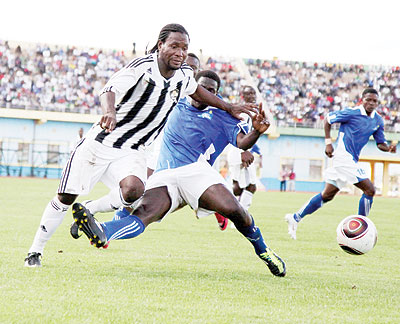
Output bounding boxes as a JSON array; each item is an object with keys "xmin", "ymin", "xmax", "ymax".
[{"xmin": 89, "ymin": 52, "xmax": 198, "ymax": 150}]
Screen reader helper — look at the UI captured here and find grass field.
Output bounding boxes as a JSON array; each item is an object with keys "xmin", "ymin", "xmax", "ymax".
[{"xmin": 1, "ymin": 177, "xmax": 399, "ymax": 323}]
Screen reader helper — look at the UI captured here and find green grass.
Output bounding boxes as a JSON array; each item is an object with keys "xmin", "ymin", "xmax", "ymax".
[{"xmin": 1, "ymin": 177, "xmax": 399, "ymax": 323}]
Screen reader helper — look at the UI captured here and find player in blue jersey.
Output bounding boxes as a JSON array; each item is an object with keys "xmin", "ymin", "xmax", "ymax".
[
  {"xmin": 73, "ymin": 70, "xmax": 286, "ymax": 277},
  {"xmin": 285, "ymin": 88, "xmax": 397, "ymax": 240}
]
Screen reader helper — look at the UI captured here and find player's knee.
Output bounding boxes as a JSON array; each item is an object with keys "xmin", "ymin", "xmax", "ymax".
[
  {"xmin": 57, "ymin": 193, "xmax": 77, "ymax": 205},
  {"xmin": 364, "ymin": 186, "xmax": 376, "ymax": 197},
  {"xmin": 246, "ymin": 184, "xmax": 256, "ymax": 193},
  {"xmin": 120, "ymin": 178, "xmax": 145, "ymax": 203}
]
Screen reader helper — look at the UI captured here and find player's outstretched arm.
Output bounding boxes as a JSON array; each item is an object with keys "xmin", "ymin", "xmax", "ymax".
[
  {"xmin": 236, "ymin": 104, "xmax": 269, "ymax": 150},
  {"xmin": 99, "ymin": 92, "xmax": 117, "ymax": 133},
  {"xmin": 377, "ymin": 142, "xmax": 397, "ymax": 153},
  {"xmin": 324, "ymin": 118, "xmax": 334, "ymax": 158},
  {"xmin": 190, "ymin": 85, "xmax": 258, "ymax": 120}
]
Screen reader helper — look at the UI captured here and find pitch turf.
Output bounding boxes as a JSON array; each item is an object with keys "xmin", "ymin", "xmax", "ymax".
[{"xmin": 1, "ymin": 177, "xmax": 399, "ymax": 323}]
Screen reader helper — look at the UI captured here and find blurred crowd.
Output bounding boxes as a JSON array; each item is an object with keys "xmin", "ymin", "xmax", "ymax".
[
  {"xmin": 207, "ymin": 56, "xmax": 400, "ymax": 131},
  {"xmin": 0, "ymin": 40, "xmax": 129, "ymax": 114},
  {"xmin": 1, "ymin": 40, "xmax": 399, "ymax": 131}
]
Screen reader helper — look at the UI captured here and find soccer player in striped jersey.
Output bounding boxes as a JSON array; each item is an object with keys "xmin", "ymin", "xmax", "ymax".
[
  {"xmin": 24, "ymin": 24, "xmax": 257, "ymax": 267},
  {"xmin": 73, "ymin": 70, "xmax": 286, "ymax": 277},
  {"xmin": 285, "ymin": 88, "xmax": 397, "ymax": 240}
]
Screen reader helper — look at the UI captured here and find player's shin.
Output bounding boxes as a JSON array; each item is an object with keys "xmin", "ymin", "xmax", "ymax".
[
  {"xmin": 358, "ymin": 193, "xmax": 373, "ymax": 216},
  {"xmin": 101, "ymin": 215, "xmax": 145, "ymax": 241},
  {"xmin": 29, "ymin": 197, "xmax": 69, "ymax": 254},
  {"xmin": 295, "ymin": 193, "xmax": 324, "ymax": 220},
  {"xmin": 235, "ymin": 216, "xmax": 267, "ymax": 255}
]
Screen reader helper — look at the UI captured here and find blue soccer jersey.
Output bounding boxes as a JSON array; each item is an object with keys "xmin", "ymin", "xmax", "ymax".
[
  {"xmin": 327, "ymin": 106, "xmax": 386, "ymax": 162},
  {"xmin": 156, "ymin": 98, "xmax": 249, "ymax": 171}
]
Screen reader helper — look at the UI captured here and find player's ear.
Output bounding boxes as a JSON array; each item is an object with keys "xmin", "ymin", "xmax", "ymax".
[{"xmin": 157, "ymin": 40, "xmax": 163, "ymax": 52}]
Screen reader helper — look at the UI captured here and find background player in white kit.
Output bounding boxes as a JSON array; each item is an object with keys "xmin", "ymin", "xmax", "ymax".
[
  {"xmin": 285, "ymin": 88, "xmax": 397, "ymax": 240},
  {"xmin": 24, "ymin": 24, "xmax": 257, "ymax": 267}
]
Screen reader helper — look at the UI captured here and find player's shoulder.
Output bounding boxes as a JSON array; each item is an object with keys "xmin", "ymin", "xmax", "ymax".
[
  {"xmin": 125, "ymin": 53, "xmax": 155, "ymax": 70},
  {"xmin": 179, "ymin": 62, "xmax": 194, "ymax": 77}
]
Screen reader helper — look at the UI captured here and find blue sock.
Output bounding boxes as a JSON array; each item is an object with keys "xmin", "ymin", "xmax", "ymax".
[
  {"xmin": 295, "ymin": 193, "xmax": 324, "ymax": 221},
  {"xmin": 112, "ymin": 207, "xmax": 131, "ymax": 221},
  {"xmin": 102, "ymin": 215, "xmax": 145, "ymax": 241},
  {"xmin": 236, "ymin": 217, "xmax": 267, "ymax": 255},
  {"xmin": 358, "ymin": 194, "xmax": 373, "ymax": 216}
]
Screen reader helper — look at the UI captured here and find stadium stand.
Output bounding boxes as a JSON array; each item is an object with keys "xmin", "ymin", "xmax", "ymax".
[{"xmin": 1, "ymin": 40, "xmax": 399, "ymax": 132}]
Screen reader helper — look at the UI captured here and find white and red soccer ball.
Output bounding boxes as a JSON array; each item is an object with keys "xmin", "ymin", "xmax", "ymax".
[{"xmin": 336, "ymin": 215, "xmax": 378, "ymax": 255}]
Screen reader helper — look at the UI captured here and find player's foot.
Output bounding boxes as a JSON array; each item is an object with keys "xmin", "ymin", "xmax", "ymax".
[
  {"xmin": 72, "ymin": 202, "xmax": 107, "ymax": 248},
  {"xmin": 70, "ymin": 200, "xmax": 92, "ymax": 239},
  {"xmin": 285, "ymin": 213, "xmax": 298, "ymax": 240},
  {"xmin": 70, "ymin": 221, "xmax": 81, "ymax": 239},
  {"xmin": 258, "ymin": 247, "xmax": 286, "ymax": 277},
  {"xmin": 215, "ymin": 213, "xmax": 228, "ymax": 231},
  {"xmin": 24, "ymin": 252, "xmax": 42, "ymax": 267}
]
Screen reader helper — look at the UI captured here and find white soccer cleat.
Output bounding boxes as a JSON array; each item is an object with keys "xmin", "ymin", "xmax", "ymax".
[{"xmin": 285, "ymin": 213, "xmax": 298, "ymax": 240}]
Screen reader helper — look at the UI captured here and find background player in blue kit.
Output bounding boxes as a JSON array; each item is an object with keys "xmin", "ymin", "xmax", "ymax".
[
  {"xmin": 73, "ymin": 70, "xmax": 286, "ymax": 277},
  {"xmin": 285, "ymin": 88, "xmax": 397, "ymax": 240}
]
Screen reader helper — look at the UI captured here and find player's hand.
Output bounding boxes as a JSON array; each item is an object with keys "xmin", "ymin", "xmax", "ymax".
[
  {"xmin": 100, "ymin": 112, "xmax": 116, "ymax": 133},
  {"xmin": 241, "ymin": 151, "xmax": 254, "ymax": 168},
  {"xmin": 388, "ymin": 144, "xmax": 397, "ymax": 153},
  {"xmin": 325, "ymin": 144, "xmax": 334, "ymax": 158},
  {"xmin": 252, "ymin": 103, "xmax": 270, "ymax": 133},
  {"xmin": 229, "ymin": 103, "xmax": 258, "ymax": 120}
]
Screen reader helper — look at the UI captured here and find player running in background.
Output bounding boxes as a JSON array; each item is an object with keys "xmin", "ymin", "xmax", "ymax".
[
  {"xmin": 216, "ymin": 86, "xmax": 262, "ymax": 230},
  {"xmin": 72, "ymin": 70, "xmax": 286, "ymax": 277},
  {"xmin": 285, "ymin": 88, "xmax": 397, "ymax": 240},
  {"xmin": 24, "ymin": 24, "xmax": 257, "ymax": 267}
]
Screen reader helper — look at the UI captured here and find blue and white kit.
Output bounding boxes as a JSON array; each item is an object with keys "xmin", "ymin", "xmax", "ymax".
[
  {"xmin": 146, "ymin": 98, "xmax": 249, "ymax": 217},
  {"xmin": 325, "ymin": 105, "xmax": 386, "ymax": 188}
]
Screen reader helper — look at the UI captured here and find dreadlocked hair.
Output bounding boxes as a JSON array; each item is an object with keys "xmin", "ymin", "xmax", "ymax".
[{"xmin": 147, "ymin": 23, "xmax": 190, "ymax": 54}]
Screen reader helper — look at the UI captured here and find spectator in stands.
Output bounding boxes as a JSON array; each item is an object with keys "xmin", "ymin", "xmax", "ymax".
[{"xmin": 287, "ymin": 170, "xmax": 296, "ymax": 192}]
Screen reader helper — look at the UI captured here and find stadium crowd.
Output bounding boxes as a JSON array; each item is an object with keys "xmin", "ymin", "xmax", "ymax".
[
  {"xmin": 0, "ymin": 40, "xmax": 129, "ymax": 114},
  {"xmin": 1, "ymin": 40, "xmax": 399, "ymax": 131}
]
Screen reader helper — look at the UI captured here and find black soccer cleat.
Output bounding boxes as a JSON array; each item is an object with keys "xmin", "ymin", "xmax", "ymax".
[
  {"xmin": 24, "ymin": 252, "xmax": 42, "ymax": 267},
  {"xmin": 72, "ymin": 202, "xmax": 107, "ymax": 248},
  {"xmin": 258, "ymin": 247, "xmax": 286, "ymax": 277},
  {"xmin": 70, "ymin": 221, "xmax": 82, "ymax": 239}
]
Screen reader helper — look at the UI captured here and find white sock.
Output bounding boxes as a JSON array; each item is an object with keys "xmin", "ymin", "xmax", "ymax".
[
  {"xmin": 239, "ymin": 190, "xmax": 254, "ymax": 211},
  {"xmin": 28, "ymin": 196, "xmax": 70, "ymax": 254},
  {"xmin": 86, "ymin": 187, "xmax": 129, "ymax": 214}
]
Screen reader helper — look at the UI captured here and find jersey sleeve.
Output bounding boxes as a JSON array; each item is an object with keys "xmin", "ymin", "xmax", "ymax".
[
  {"xmin": 100, "ymin": 65, "xmax": 139, "ymax": 96},
  {"xmin": 226, "ymin": 119, "xmax": 249, "ymax": 147},
  {"xmin": 373, "ymin": 118, "xmax": 387, "ymax": 144},
  {"xmin": 181, "ymin": 71, "xmax": 198, "ymax": 97},
  {"xmin": 250, "ymin": 143, "xmax": 261, "ymax": 155},
  {"xmin": 326, "ymin": 108, "xmax": 353, "ymax": 124}
]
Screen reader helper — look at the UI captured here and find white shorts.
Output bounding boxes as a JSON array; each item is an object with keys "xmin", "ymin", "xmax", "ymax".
[
  {"xmin": 145, "ymin": 161, "xmax": 229, "ymax": 218},
  {"xmin": 324, "ymin": 158, "xmax": 368, "ymax": 190},
  {"xmin": 145, "ymin": 131, "xmax": 163, "ymax": 171},
  {"xmin": 58, "ymin": 138, "xmax": 147, "ymax": 195},
  {"xmin": 230, "ymin": 163, "xmax": 257, "ymax": 188}
]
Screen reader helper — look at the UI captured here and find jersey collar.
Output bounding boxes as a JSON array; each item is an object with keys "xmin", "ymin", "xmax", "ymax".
[{"xmin": 360, "ymin": 105, "xmax": 376, "ymax": 118}]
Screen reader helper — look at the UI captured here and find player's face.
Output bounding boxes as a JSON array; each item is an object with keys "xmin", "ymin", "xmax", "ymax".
[
  {"xmin": 192, "ymin": 77, "xmax": 218, "ymax": 109},
  {"xmin": 186, "ymin": 56, "xmax": 200, "ymax": 77},
  {"xmin": 362, "ymin": 93, "xmax": 379, "ymax": 115},
  {"xmin": 158, "ymin": 32, "xmax": 189, "ymax": 71},
  {"xmin": 242, "ymin": 87, "xmax": 256, "ymax": 104}
]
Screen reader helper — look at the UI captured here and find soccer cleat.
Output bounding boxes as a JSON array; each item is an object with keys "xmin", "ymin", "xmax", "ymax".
[
  {"xmin": 24, "ymin": 252, "xmax": 42, "ymax": 267},
  {"xmin": 70, "ymin": 221, "xmax": 82, "ymax": 239},
  {"xmin": 285, "ymin": 213, "xmax": 298, "ymax": 240},
  {"xmin": 72, "ymin": 202, "xmax": 107, "ymax": 248},
  {"xmin": 215, "ymin": 212, "xmax": 228, "ymax": 231},
  {"xmin": 258, "ymin": 247, "xmax": 286, "ymax": 277}
]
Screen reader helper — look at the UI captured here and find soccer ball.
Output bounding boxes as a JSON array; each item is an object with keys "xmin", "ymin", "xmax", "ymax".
[{"xmin": 336, "ymin": 215, "xmax": 377, "ymax": 255}]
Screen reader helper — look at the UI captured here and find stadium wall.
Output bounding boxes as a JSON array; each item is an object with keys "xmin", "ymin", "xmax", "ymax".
[{"xmin": 1, "ymin": 112, "xmax": 399, "ymax": 193}]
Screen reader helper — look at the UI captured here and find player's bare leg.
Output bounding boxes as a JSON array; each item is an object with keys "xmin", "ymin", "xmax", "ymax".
[{"xmin": 199, "ymin": 184, "xmax": 286, "ymax": 277}]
